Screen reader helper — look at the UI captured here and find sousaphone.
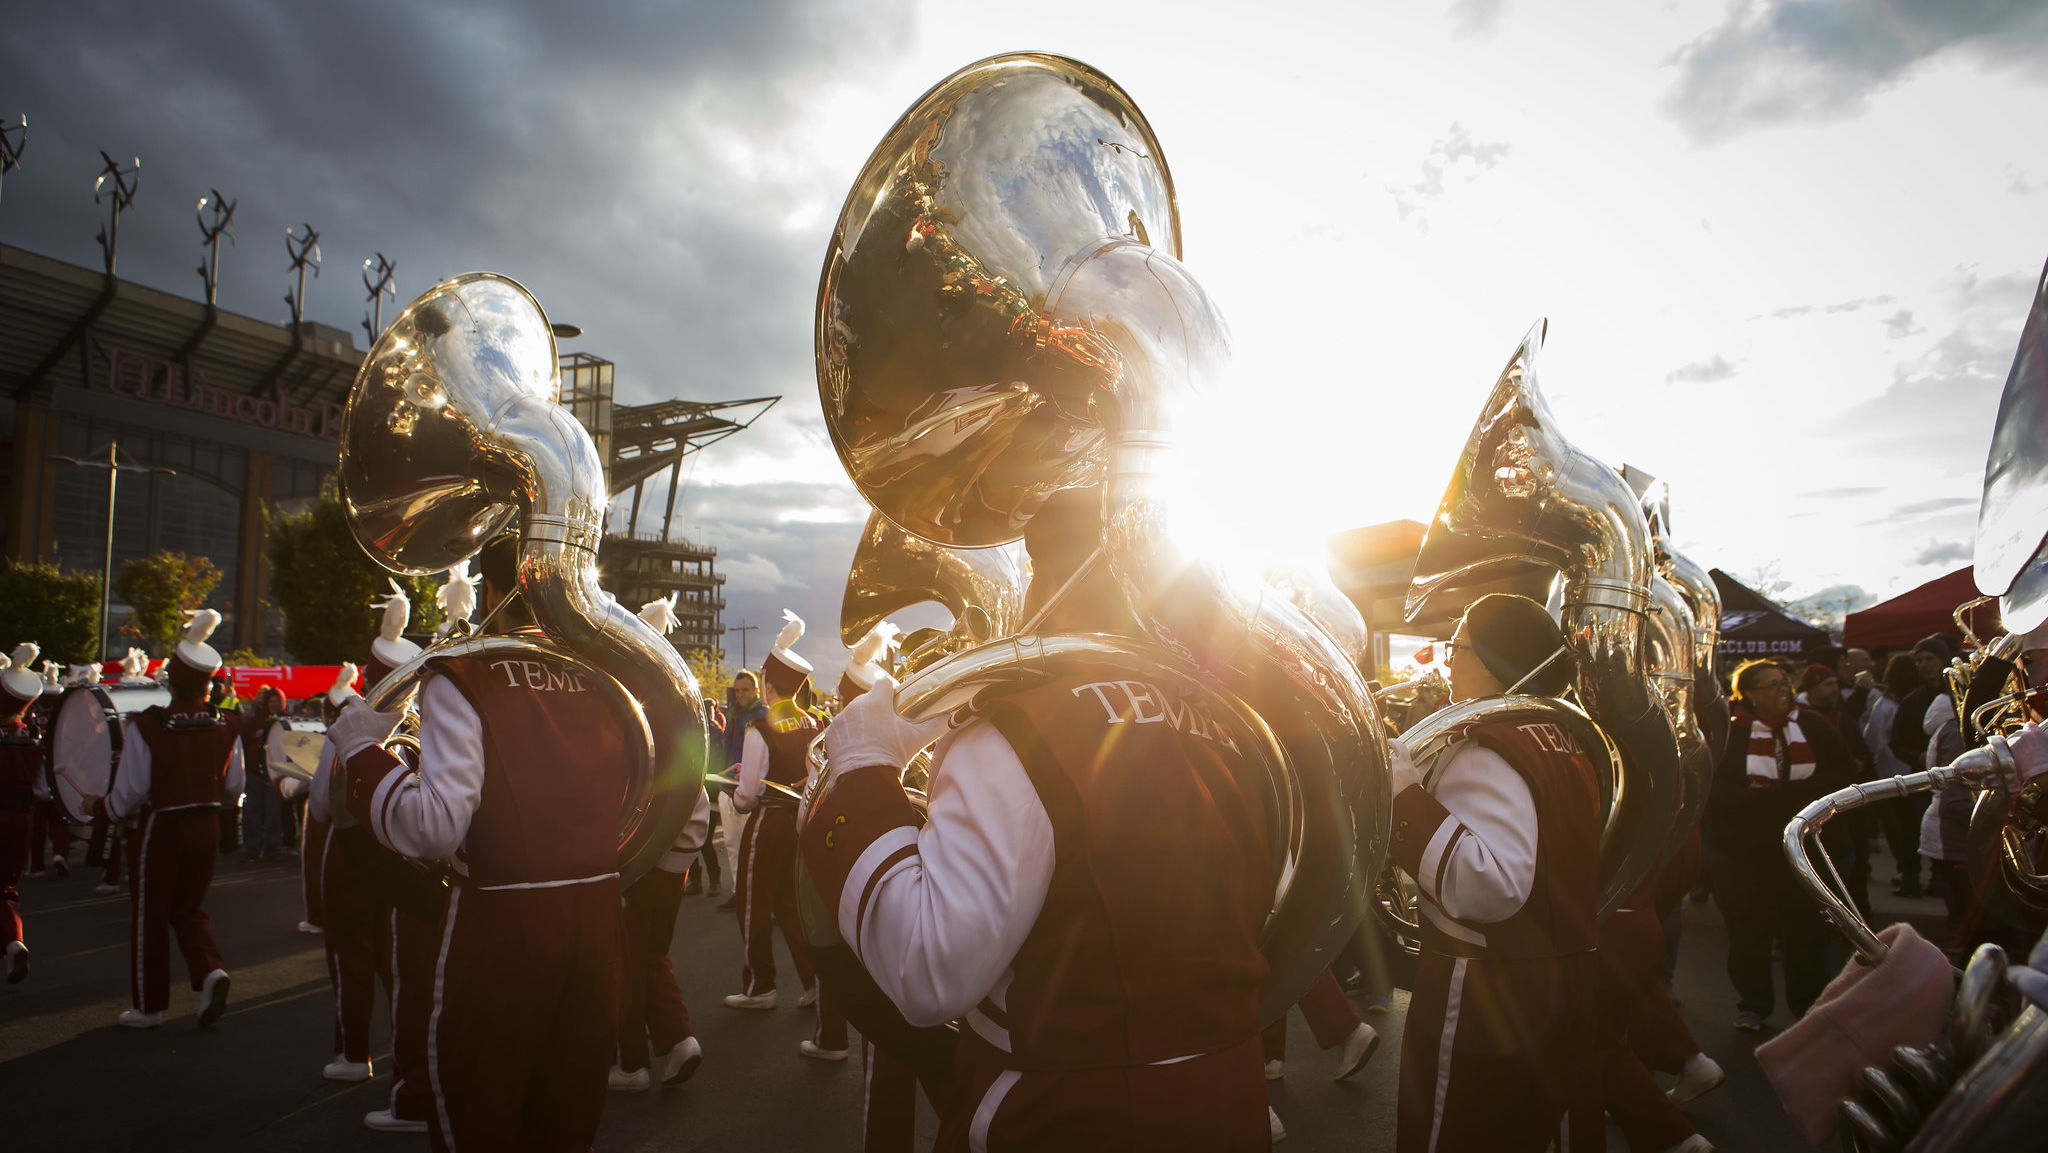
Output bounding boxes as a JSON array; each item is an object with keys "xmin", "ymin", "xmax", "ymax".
[{"xmin": 814, "ymin": 52, "xmax": 1393, "ymax": 1022}]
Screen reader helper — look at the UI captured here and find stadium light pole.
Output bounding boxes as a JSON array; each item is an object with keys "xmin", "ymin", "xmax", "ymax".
[{"xmin": 47, "ymin": 441, "xmax": 176, "ymax": 660}]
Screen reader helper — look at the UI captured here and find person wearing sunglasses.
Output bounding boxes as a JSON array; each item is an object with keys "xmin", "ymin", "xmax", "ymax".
[{"xmin": 1386, "ymin": 593, "xmax": 1604, "ymax": 1153}]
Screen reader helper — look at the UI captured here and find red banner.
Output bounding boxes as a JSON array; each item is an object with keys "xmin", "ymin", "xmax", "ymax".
[{"xmin": 94, "ymin": 660, "xmax": 357, "ymax": 701}]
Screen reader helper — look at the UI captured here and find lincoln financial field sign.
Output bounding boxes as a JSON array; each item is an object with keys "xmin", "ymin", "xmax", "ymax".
[{"xmin": 95, "ymin": 345, "xmax": 344, "ymax": 441}]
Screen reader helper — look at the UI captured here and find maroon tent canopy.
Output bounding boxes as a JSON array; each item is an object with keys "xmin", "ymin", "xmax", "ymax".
[{"xmin": 1842, "ymin": 567, "xmax": 2001, "ymax": 650}]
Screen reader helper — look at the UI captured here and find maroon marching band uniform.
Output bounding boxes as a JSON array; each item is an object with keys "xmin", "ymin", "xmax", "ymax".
[
  {"xmin": 344, "ymin": 649, "xmax": 627, "ymax": 1153},
  {"xmin": 615, "ymin": 793, "xmax": 707, "ymax": 1080},
  {"xmin": 1, "ymin": 708, "xmax": 39, "ymax": 978},
  {"xmin": 113, "ymin": 703, "xmax": 242, "ymax": 1015},
  {"xmin": 735, "ymin": 700, "xmax": 850, "ymax": 1053},
  {"xmin": 802, "ymin": 668, "xmax": 1277, "ymax": 1151},
  {"xmin": 1389, "ymin": 717, "xmax": 1604, "ymax": 1153},
  {"xmin": 311, "ymin": 736, "xmax": 394, "ymax": 1071}
]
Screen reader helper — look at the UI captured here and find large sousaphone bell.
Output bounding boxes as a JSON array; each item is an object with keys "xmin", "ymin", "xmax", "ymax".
[
  {"xmin": 1405, "ymin": 322, "xmax": 1681, "ymax": 918},
  {"xmin": 815, "ymin": 52, "xmax": 1393, "ymax": 1021},
  {"xmin": 338, "ymin": 273, "xmax": 706, "ymax": 884}
]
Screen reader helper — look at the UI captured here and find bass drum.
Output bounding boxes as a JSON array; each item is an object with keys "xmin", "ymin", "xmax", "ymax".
[
  {"xmin": 264, "ymin": 718, "xmax": 328, "ymax": 784},
  {"xmin": 45, "ymin": 683, "xmax": 171, "ymax": 823}
]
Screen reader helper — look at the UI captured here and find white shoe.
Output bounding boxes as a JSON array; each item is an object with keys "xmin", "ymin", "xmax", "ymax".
[
  {"xmin": 1269, "ymin": 1105, "xmax": 1286, "ymax": 1143},
  {"xmin": 798, "ymin": 1039, "xmax": 849, "ymax": 1061},
  {"xmin": 659, "ymin": 1036, "xmax": 703, "ymax": 1085},
  {"xmin": 94, "ymin": 882, "xmax": 120, "ymax": 894},
  {"xmin": 362, "ymin": 1109, "xmax": 429, "ymax": 1133},
  {"xmin": 25, "ymin": 869, "xmax": 44, "ymax": 879},
  {"xmin": 297, "ymin": 921, "xmax": 324, "ymax": 934},
  {"xmin": 117, "ymin": 1009, "xmax": 162, "ymax": 1029},
  {"xmin": 323, "ymin": 1057, "xmax": 373, "ymax": 1082},
  {"xmin": 1332, "ymin": 1021, "xmax": 1380, "ymax": 1082},
  {"xmin": 797, "ymin": 984, "xmax": 819, "ymax": 1008},
  {"xmin": 607, "ymin": 1065, "xmax": 652, "ymax": 1091},
  {"xmin": 1263, "ymin": 1058, "xmax": 1284, "ymax": 1081},
  {"xmin": 724, "ymin": 990, "xmax": 778, "ymax": 1010},
  {"xmin": 50, "ymin": 857, "xmax": 68, "ymax": 877},
  {"xmin": 1668, "ymin": 1052, "xmax": 1726, "ymax": 1104},
  {"xmin": 5, "ymin": 941, "xmax": 25, "ymax": 985},
  {"xmin": 1660, "ymin": 1136, "xmax": 1714, "ymax": 1153},
  {"xmin": 197, "ymin": 968, "xmax": 230, "ymax": 1028}
]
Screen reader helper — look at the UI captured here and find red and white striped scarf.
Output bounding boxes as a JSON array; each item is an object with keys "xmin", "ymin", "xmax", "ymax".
[{"xmin": 1735, "ymin": 702, "xmax": 1814, "ymax": 782}]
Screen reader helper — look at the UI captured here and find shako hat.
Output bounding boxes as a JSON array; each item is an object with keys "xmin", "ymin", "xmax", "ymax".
[
  {"xmin": 168, "ymin": 610, "xmax": 224, "ymax": 696},
  {"xmin": 762, "ymin": 609, "xmax": 813, "ymax": 697},
  {"xmin": 0, "ymin": 642, "xmax": 43, "ymax": 714},
  {"xmin": 366, "ymin": 579, "xmax": 423, "ymax": 686},
  {"xmin": 837, "ymin": 621, "xmax": 901, "ymax": 702}
]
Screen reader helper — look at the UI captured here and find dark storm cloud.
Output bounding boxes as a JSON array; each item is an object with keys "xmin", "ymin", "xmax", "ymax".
[
  {"xmin": 0, "ymin": 0, "xmax": 911, "ymax": 408},
  {"xmin": 1662, "ymin": 0, "xmax": 2048, "ymax": 143}
]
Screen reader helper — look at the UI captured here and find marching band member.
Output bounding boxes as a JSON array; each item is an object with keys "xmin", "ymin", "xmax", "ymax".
[
  {"xmin": 87, "ymin": 650, "xmax": 153, "ymax": 894},
  {"xmin": 801, "ymin": 491, "xmax": 1278, "ymax": 1150},
  {"xmin": 610, "ymin": 595, "xmax": 708, "ymax": 1092},
  {"xmin": 93, "ymin": 611, "xmax": 243, "ymax": 1029},
  {"xmin": 1386, "ymin": 593, "xmax": 1602, "ymax": 1153},
  {"xmin": 2, "ymin": 643, "xmax": 45, "ymax": 984},
  {"xmin": 26, "ymin": 661, "xmax": 70, "ymax": 879},
  {"xmin": 331, "ymin": 537, "xmax": 624, "ymax": 1152},
  {"xmin": 239, "ymin": 686, "xmax": 288, "ymax": 860},
  {"xmin": 725, "ymin": 611, "xmax": 849, "ymax": 1060},
  {"xmin": 320, "ymin": 610, "xmax": 418, "ymax": 1084}
]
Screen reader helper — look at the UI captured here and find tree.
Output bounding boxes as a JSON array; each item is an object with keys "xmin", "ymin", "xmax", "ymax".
[
  {"xmin": 683, "ymin": 647, "xmax": 732, "ymax": 703},
  {"xmin": 0, "ymin": 562, "xmax": 102, "ymax": 664},
  {"xmin": 116, "ymin": 552, "xmax": 221, "ymax": 657},
  {"xmin": 267, "ymin": 484, "xmax": 443, "ymax": 663}
]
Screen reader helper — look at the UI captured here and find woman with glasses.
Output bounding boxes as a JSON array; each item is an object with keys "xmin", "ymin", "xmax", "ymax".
[
  {"xmin": 1388, "ymin": 593, "xmax": 1604, "ymax": 1153},
  {"xmin": 1703, "ymin": 659, "xmax": 1858, "ymax": 1033}
]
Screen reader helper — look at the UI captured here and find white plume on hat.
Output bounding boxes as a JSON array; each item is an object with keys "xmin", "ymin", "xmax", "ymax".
[
  {"xmin": 329, "ymin": 661, "xmax": 362, "ymax": 708},
  {"xmin": 0, "ymin": 642, "xmax": 42, "ymax": 704},
  {"xmin": 435, "ymin": 561, "xmax": 480, "ymax": 639},
  {"xmin": 40, "ymin": 660, "xmax": 60, "ymax": 686},
  {"xmin": 371, "ymin": 578, "xmax": 422, "ymax": 670},
  {"xmin": 844, "ymin": 622, "xmax": 901, "ymax": 692},
  {"xmin": 775, "ymin": 609, "xmax": 804, "ymax": 654},
  {"xmin": 174, "ymin": 608, "xmax": 224, "ymax": 675},
  {"xmin": 638, "ymin": 591, "xmax": 680, "ymax": 636}
]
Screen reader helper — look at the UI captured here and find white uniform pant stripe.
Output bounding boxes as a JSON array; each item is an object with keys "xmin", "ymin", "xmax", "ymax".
[
  {"xmin": 1426, "ymin": 957, "xmax": 1468, "ymax": 1153},
  {"xmin": 428, "ymin": 887, "xmax": 462, "ymax": 1151},
  {"xmin": 739, "ymin": 814, "xmax": 762, "ymax": 994},
  {"xmin": 968, "ymin": 1069, "xmax": 1021, "ymax": 1153},
  {"xmin": 133, "ymin": 814, "xmax": 155, "ymax": 1008},
  {"xmin": 388, "ymin": 907, "xmax": 404, "ymax": 1113}
]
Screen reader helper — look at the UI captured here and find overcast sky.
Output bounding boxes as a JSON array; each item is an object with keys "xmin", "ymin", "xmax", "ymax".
[{"xmin": 5, "ymin": 1, "xmax": 2046, "ymax": 686}]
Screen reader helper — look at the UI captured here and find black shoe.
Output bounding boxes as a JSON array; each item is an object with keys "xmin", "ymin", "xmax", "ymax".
[{"xmin": 51, "ymin": 857, "xmax": 70, "ymax": 878}]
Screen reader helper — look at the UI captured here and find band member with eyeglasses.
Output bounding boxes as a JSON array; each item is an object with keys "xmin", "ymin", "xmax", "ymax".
[
  {"xmin": 330, "ymin": 537, "xmax": 625, "ymax": 1153},
  {"xmin": 1704, "ymin": 658, "xmax": 1857, "ymax": 1034},
  {"xmin": 1386, "ymin": 593, "xmax": 1603, "ymax": 1153},
  {"xmin": 802, "ymin": 491, "xmax": 1278, "ymax": 1151},
  {"xmin": 1, "ymin": 642, "xmax": 45, "ymax": 984},
  {"xmin": 90, "ymin": 612, "xmax": 243, "ymax": 1030}
]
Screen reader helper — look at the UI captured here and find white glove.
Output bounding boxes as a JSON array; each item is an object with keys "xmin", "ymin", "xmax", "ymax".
[
  {"xmin": 327, "ymin": 697, "xmax": 406, "ymax": 762},
  {"xmin": 1388, "ymin": 737, "xmax": 1423, "ymax": 795},
  {"xmin": 2010, "ymin": 722, "xmax": 2048, "ymax": 791},
  {"xmin": 821, "ymin": 680, "xmax": 949, "ymax": 783}
]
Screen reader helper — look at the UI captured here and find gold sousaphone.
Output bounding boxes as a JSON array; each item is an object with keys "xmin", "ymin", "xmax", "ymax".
[
  {"xmin": 1402, "ymin": 322, "xmax": 1682, "ymax": 920},
  {"xmin": 814, "ymin": 52, "xmax": 1393, "ymax": 1019},
  {"xmin": 337, "ymin": 273, "xmax": 706, "ymax": 884}
]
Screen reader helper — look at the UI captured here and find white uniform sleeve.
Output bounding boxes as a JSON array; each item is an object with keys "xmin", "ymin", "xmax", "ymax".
[
  {"xmin": 849, "ymin": 720, "xmax": 1056, "ymax": 1027},
  {"xmin": 368, "ymin": 676, "xmax": 485, "ymax": 860},
  {"xmin": 308, "ymin": 740, "xmax": 336, "ymax": 824},
  {"xmin": 107, "ymin": 721, "xmax": 152, "ymax": 820},
  {"xmin": 222, "ymin": 739, "xmax": 244, "ymax": 802},
  {"xmin": 734, "ymin": 726, "xmax": 770, "ymax": 812},
  {"xmin": 1417, "ymin": 741, "xmax": 1539, "ymax": 925}
]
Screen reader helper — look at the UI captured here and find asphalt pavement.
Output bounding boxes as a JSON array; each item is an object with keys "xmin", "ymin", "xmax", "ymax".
[{"xmin": 2, "ymin": 839, "xmax": 1948, "ymax": 1151}]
